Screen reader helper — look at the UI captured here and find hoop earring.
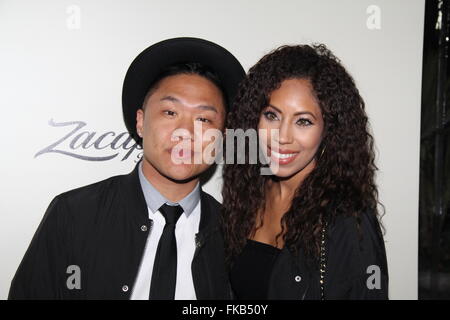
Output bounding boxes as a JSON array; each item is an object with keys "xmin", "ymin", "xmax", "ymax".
[{"xmin": 319, "ymin": 146, "xmax": 326, "ymax": 159}]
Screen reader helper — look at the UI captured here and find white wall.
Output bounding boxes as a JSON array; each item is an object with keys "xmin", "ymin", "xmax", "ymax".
[{"xmin": 0, "ymin": 0, "xmax": 424, "ymax": 299}]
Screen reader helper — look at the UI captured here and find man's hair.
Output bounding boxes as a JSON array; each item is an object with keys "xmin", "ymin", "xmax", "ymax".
[{"xmin": 142, "ymin": 62, "xmax": 228, "ymax": 110}]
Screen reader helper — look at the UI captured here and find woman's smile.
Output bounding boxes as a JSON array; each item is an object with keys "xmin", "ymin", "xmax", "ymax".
[{"xmin": 268, "ymin": 146, "xmax": 300, "ymax": 165}]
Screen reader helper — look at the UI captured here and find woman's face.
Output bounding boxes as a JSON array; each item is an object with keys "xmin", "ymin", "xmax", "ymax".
[{"xmin": 258, "ymin": 78, "xmax": 324, "ymax": 179}]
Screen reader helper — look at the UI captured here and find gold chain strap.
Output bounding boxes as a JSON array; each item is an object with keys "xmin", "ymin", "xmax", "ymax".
[{"xmin": 319, "ymin": 222, "xmax": 327, "ymax": 300}]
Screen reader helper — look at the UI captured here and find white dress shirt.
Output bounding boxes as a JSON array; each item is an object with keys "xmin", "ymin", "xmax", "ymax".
[{"xmin": 130, "ymin": 162, "xmax": 201, "ymax": 300}]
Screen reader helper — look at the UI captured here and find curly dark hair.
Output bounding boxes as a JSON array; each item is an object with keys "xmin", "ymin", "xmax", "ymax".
[{"xmin": 222, "ymin": 43, "xmax": 384, "ymax": 265}]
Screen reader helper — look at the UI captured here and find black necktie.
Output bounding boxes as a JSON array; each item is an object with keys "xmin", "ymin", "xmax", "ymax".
[{"xmin": 149, "ymin": 203, "xmax": 184, "ymax": 300}]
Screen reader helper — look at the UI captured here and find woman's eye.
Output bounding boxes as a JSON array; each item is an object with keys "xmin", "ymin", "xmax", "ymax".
[
  {"xmin": 263, "ymin": 111, "xmax": 278, "ymax": 121},
  {"xmin": 296, "ymin": 118, "xmax": 313, "ymax": 126}
]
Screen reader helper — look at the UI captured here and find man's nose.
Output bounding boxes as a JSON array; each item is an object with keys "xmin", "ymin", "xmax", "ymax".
[{"xmin": 172, "ymin": 116, "xmax": 195, "ymax": 141}]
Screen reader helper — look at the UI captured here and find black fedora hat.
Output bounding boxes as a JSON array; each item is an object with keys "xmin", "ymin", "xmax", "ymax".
[{"xmin": 122, "ymin": 37, "xmax": 245, "ymax": 140}]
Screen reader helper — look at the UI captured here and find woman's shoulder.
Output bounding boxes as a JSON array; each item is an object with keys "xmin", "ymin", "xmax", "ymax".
[
  {"xmin": 326, "ymin": 209, "xmax": 388, "ymax": 281},
  {"xmin": 323, "ymin": 210, "xmax": 389, "ymax": 299},
  {"xmin": 328, "ymin": 210, "xmax": 385, "ymax": 252}
]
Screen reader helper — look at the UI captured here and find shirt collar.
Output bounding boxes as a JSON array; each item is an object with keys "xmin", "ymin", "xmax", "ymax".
[{"xmin": 138, "ymin": 161, "xmax": 200, "ymax": 217}]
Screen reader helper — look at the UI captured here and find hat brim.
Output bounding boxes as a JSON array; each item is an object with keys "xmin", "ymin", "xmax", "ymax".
[{"xmin": 122, "ymin": 37, "xmax": 245, "ymax": 140}]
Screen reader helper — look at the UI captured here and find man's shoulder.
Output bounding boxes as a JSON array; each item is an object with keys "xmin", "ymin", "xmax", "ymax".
[
  {"xmin": 200, "ymin": 190, "xmax": 223, "ymax": 219},
  {"xmin": 52, "ymin": 171, "xmax": 133, "ymax": 213},
  {"xmin": 200, "ymin": 190, "xmax": 222, "ymax": 208}
]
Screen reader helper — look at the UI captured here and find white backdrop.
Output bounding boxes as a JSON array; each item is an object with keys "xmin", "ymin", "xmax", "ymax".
[{"xmin": 0, "ymin": 0, "xmax": 424, "ymax": 299}]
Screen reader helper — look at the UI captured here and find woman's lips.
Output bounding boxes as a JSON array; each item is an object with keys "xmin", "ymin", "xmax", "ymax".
[{"xmin": 268, "ymin": 147, "xmax": 299, "ymax": 165}]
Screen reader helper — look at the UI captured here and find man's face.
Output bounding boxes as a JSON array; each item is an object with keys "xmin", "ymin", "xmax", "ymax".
[{"xmin": 136, "ymin": 73, "xmax": 226, "ymax": 182}]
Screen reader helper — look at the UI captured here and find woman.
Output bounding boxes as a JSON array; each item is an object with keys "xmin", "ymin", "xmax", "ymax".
[{"xmin": 222, "ymin": 44, "xmax": 388, "ymax": 300}]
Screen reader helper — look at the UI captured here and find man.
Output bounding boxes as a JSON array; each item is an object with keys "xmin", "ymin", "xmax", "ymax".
[{"xmin": 9, "ymin": 37, "xmax": 245, "ymax": 299}]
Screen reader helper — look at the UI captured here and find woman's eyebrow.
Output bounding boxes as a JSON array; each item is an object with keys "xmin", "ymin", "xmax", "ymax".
[{"xmin": 268, "ymin": 104, "xmax": 317, "ymax": 120}]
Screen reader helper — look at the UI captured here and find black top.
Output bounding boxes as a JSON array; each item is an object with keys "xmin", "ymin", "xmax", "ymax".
[
  {"xmin": 265, "ymin": 211, "xmax": 388, "ymax": 300},
  {"xmin": 230, "ymin": 239, "xmax": 281, "ymax": 299},
  {"xmin": 229, "ymin": 210, "xmax": 389, "ymax": 300}
]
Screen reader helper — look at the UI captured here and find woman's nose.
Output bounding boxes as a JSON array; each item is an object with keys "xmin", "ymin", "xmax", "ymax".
[{"xmin": 277, "ymin": 121, "xmax": 294, "ymax": 145}]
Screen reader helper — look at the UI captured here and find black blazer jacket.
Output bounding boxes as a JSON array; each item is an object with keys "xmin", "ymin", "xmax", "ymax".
[
  {"xmin": 266, "ymin": 210, "xmax": 389, "ymax": 300},
  {"xmin": 9, "ymin": 163, "xmax": 230, "ymax": 299}
]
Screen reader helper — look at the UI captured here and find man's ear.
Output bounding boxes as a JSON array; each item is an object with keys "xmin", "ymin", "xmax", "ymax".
[{"xmin": 136, "ymin": 108, "xmax": 144, "ymax": 138}]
